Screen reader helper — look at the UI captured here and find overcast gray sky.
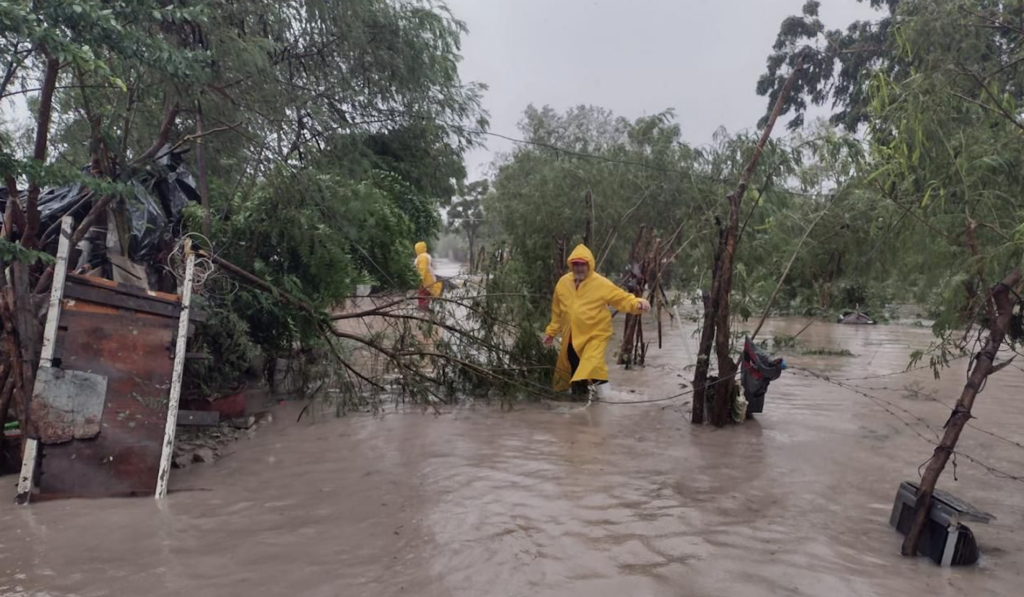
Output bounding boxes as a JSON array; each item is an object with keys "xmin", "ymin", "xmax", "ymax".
[
  {"xmin": 2, "ymin": 0, "xmax": 879, "ymax": 180},
  {"xmin": 446, "ymin": 0, "xmax": 879, "ymax": 179}
]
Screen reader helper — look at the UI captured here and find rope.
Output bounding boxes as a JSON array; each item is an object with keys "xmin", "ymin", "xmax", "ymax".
[
  {"xmin": 598, "ymin": 369, "xmax": 740, "ymax": 405},
  {"xmin": 601, "ymin": 392, "xmax": 690, "ymax": 405}
]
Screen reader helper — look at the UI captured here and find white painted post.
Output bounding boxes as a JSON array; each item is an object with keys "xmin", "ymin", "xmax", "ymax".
[
  {"xmin": 16, "ymin": 216, "xmax": 73, "ymax": 505},
  {"xmin": 941, "ymin": 524, "xmax": 960, "ymax": 567},
  {"xmin": 155, "ymin": 249, "xmax": 196, "ymax": 499},
  {"xmin": 39, "ymin": 217, "xmax": 73, "ymax": 368},
  {"xmin": 14, "ymin": 439, "xmax": 38, "ymax": 505}
]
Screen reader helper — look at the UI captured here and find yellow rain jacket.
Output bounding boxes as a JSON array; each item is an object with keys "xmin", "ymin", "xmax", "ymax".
[
  {"xmin": 545, "ymin": 244, "xmax": 644, "ymax": 391},
  {"xmin": 415, "ymin": 241, "xmax": 442, "ymax": 296}
]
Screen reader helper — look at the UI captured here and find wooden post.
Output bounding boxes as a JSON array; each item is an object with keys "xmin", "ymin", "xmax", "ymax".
[
  {"xmin": 901, "ymin": 269, "xmax": 1021, "ymax": 556},
  {"xmin": 155, "ymin": 248, "xmax": 196, "ymax": 499},
  {"xmin": 15, "ymin": 440, "xmax": 38, "ymax": 504},
  {"xmin": 655, "ymin": 278, "xmax": 663, "ymax": 350},
  {"xmin": 39, "ymin": 217, "xmax": 72, "ymax": 368},
  {"xmin": 618, "ymin": 226, "xmax": 647, "ymax": 365},
  {"xmin": 16, "ymin": 216, "xmax": 71, "ymax": 505},
  {"xmin": 0, "ymin": 367, "xmax": 13, "ymax": 472}
]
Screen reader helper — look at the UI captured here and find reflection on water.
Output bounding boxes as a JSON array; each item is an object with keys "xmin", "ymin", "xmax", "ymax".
[{"xmin": 2, "ymin": 317, "xmax": 1023, "ymax": 597}]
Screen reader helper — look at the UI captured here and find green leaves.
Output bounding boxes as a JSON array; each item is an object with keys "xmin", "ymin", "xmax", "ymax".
[
  {"xmin": 758, "ymin": 0, "xmax": 901, "ymax": 131},
  {"xmin": 0, "ymin": 238, "xmax": 55, "ymax": 266}
]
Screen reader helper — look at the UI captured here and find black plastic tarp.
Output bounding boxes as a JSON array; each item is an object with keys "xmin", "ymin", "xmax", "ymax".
[
  {"xmin": 0, "ymin": 181, "xmax": 92, "ymax": 234},
  {"xmin": 0, "ymin": 148, "xmax": 197, "ymax": 261}
]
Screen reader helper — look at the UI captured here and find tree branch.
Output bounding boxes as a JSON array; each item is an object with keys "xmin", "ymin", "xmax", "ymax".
[
  {"xmin": 134, "ymin": 100, "xmax": 181, "ymax": 164},
  {"xmin": 2, "ymin": 176, "xmax": 26, "ymax": 239},
  {"xmin": 874, "ymin": 181, "xmax": 960, "ymax": 244},
  {"xmin": 23, "ymin": 49, "xmax": 61, "ymax": 247}
]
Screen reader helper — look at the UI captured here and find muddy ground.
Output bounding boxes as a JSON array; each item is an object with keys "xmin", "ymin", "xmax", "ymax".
[{"xmin": 2, "ymin": 316, "xmax": 1023, "ymax": 596}]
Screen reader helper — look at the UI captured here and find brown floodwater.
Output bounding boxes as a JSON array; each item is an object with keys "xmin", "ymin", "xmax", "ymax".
[{"xmin": 2, "ymin": 317, "xmax": 1024, "ymax": 596}]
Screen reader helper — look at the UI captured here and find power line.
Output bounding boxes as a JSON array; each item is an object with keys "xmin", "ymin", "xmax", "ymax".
[{"xmin": 359, "ymin": 108, "xmax": 844, "ymax": 199}]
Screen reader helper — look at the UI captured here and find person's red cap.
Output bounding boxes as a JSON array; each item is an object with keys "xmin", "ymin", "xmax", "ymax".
[{"xmin": 569, "ymin": 257, "xmax": 588, "ymax": 264}]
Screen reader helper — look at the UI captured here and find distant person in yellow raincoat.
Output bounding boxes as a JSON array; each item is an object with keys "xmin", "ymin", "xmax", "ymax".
[
  {"xmin": 543, "ymin": 244, "xmax": 650, "ymax": 398},
  {"xmin": 415, "ymin": 241, "xmax": 441, "ymax": 311}
]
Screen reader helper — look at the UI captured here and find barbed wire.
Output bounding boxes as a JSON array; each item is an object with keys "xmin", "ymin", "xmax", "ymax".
[
  {"xmin": 831, "ymin": 353, "xmax": 971, "ymax": 381},
  {"xmin": 854, "ymin": 381, "xmax": 1024, "ymax": 453},
  {"xmin": 790, "ymin": 365, "xmax": 1024, "ymax": 483}
]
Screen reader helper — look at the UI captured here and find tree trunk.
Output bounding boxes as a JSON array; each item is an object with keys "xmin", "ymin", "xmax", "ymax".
[
  {"xmin": 0, "ymin": 374, "xmax": 13, "ymax": 470},
  {"xmin": 691, "ymin": 225, "xmax": 725, "ymax": 425},
  {"xmin": 618, "ymin": 314, "xmax": 639, "ymax": 365},
  {"xmin": 901, "ymin": 268, "xmax": 1022, "ymax": 556},
  {"xmin": 22, "ymin": 51, "xmax": 61, "ymax": 247},
  {"xmin": 196, "ymin": 100, "xmax": 212, "ymax": 238},
  {"xmin": 2, "ymin": 176, "xmax": 25, "ymax": 239},
  {"xmin": 708, "ymin": 194, "xmax": 742, "ymax": 427},
  {"xmin": 135, "ymin": 100, "xmax": 180, "ymax": 164},
  {"xmin": 0, "ymin": 268, "xmax": 40, "ymax": 451},
  {"xmin": 690, "ymin": 58, "xmax": 803, "ymax": 427}
]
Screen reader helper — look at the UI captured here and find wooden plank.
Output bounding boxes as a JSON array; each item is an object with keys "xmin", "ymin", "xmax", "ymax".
[
  {"xmin": 65, "ymin": 275, "xmax": 207, "ymax": 322},
  {"xmin": 40, "ymin": 217, "xmax": 73, "ymax": 367},
  {"xmin": 177, "ymin": 410, "xmax": 219, "ymax": 427},
  {"xmin": 156, "ymin": 252, "xmax": 195, "ymax": 499},
  {"xmin": 14, "ymin": 438, "xmax": 37, "ymax": 505},
  {"xmin": 65, "ymin": 276, "xmax": 207, "ymax": 323},
  {"xmin": 64, "ymin": 281, "xmax": 181, "ymax": 319},
  {"xmin": 66, "ymin": 272, "xmax": 180, "ymax": 305},
  {"xmin": 17, "ymin": 216, "xmax": 72, "ymax": 505}
]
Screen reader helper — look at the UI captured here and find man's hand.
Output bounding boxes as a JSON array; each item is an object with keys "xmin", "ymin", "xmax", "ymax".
[
  {"xmin": 638, "ymin": 299, "xmax": 652, "ymax": 312},
  {"xmin": 543, "ymin": 335, "xmax": 555, "ymax": 348}
]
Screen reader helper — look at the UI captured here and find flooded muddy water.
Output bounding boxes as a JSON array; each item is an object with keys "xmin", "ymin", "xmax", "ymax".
[{"xmin": 3, "ymin": 317, "xmax": 1024, "ymax": 596}]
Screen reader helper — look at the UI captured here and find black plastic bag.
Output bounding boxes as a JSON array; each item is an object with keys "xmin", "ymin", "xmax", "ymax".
[{"xmin": 740, "ymin": 337, "xmax": 786, "ymax": 415}]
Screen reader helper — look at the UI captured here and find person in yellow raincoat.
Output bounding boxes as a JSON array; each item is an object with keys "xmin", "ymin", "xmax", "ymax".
[
  {"xmin": 415, "ymin": 241, "xmax": 442, "ymax": 311},
  {"xmin": 543, "ymin": 244, "xmax": 650, "ymax": 397}
]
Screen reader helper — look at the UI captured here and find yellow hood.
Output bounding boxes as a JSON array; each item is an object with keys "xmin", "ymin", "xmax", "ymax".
[
  {"xmin": 415, "ymin": 241, "xmax": 428, "ymax": 256},
  {"xmin": 567, "ymin": 244, "xmax": 596, "ymax": 275},
  {"xmin": 545, "ymin": 242, "xmax": 642, "ymax": 391}
]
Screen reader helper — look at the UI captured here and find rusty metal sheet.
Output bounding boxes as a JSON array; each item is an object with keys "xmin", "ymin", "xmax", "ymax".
[
  {"xmin": 65, "ymin": 273, "xmax": 206, "ymax": 322},
  {"xmin": 30, "ymin": 367, "xmax": 108, "ymax": 444},
  {"xmin": 66, "ymin": 272, "xmax": 180, "ymax": 304},
  {"xmin": 36, "ymin": 284, "xmax": 180, "ymax": 499},
  {"xmin": 64, "ymin": 281, "xmax": 181, "ymax": 319}
]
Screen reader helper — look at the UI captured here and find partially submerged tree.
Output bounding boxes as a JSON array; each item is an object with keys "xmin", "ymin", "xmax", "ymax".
[{"xmin": 758, "ymin": 0, "xmax": 1024, "ymax": 557}]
